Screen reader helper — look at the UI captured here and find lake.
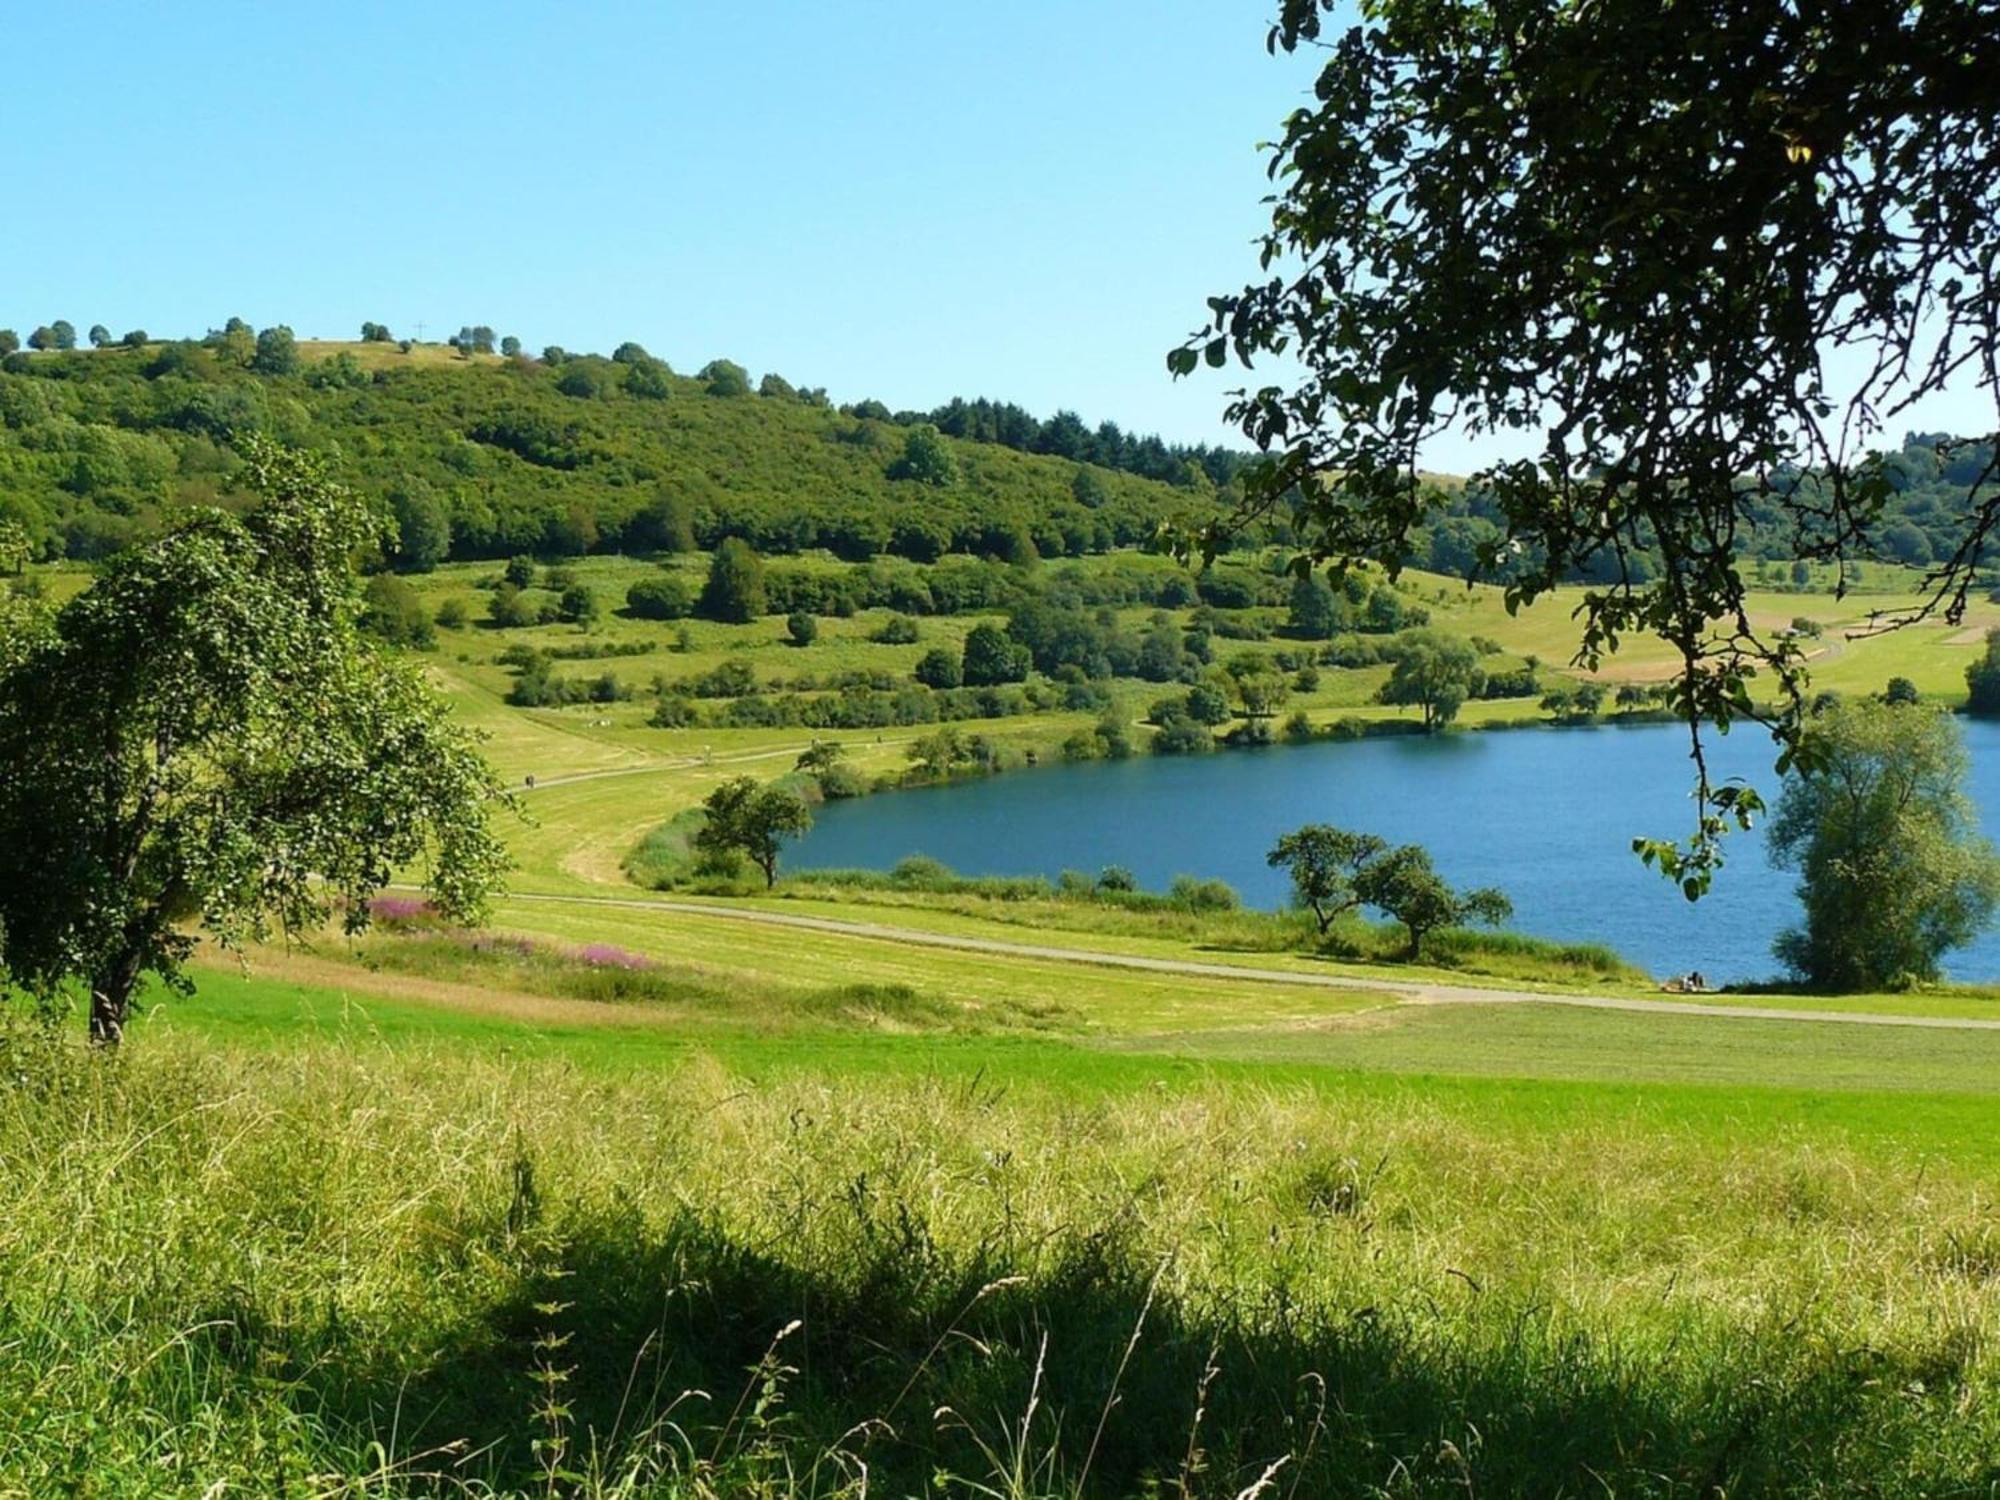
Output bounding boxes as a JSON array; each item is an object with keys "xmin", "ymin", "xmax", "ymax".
[{"xmin": 790, "ymin": 719, "xmax": 2000, "ymax": 984}]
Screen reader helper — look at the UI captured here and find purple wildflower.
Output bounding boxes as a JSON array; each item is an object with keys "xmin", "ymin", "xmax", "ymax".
[{"xmin": 573, "ymin": 942, "xmax": 655, "ymax": 971}]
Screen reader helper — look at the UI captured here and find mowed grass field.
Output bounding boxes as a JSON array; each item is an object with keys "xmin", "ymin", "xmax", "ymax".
[{"xmin": 13, "ymin": 548, "xmax": 2000, "ymax": 1494}]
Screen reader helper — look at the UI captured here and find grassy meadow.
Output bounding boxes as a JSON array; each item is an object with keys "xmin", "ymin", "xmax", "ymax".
[{"xmin": 12, "ymin": 540, "xmax": 2000, "ymax": 1496}]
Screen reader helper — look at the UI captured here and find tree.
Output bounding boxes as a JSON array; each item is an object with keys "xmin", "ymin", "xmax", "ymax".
[
  {"xmin": 50, "ymin": 320, "xmax": 76, "ymax": 350},
  {"xmin": 626, "ymin": 576, "xmax": 693, "ymax": 620},
  {"xmin": 891, "ymin": 424, "xmax": 960, "ymax": 487},
  {"xmin": 252, "ymin": 325, "xmax": 298, "ymax": 375},
  {"xmin": 0, "ymin": 330, "xmax": 18, "ymax": 356},
  {"xmin": 1181, "ymin": 0, "xmax": 2000, "ymax": 895},
  {"xmin": 1286, "ymin": 573, "xmax": 1343, "ymax": 640},
  {"xmin": 1184, "ymin": 681, "xmax": 1233, "ymax": 726},
  {"xmin": 700, "ymin": 358, "xmax": 751, "ymax": 397},
  {"xmin": 389, "ymin": 485, "xmax": 452, "ymax": 572},
  {"xmin": 914, "ymin": 646, "xmax": 962, "ymax": 689},
  {"xmin": 1135, "ymin": 624, "xmax": 1186, "ymax": 682},
  {"xmin": 693, "ymin": 777, "xmax": 811, "ymax": 888},
  {"xmin": 87, "ymin": 324, "xmax": 111, "ymax": 349},
  {"xmin": 120, "ymin": 328, "xmax": 148, "ymax": 349},
  {"xmin": 1353, "ymin": 845, "xmax": 1512, "ymax": 959},
  {"xmin": 700, "ymin": 538, "xmax": 766, "ymax": 623},
  {"xmin": 557, "ymin": 583, "xmax": 599, "ymax": 624},
  {"xmin": 556, "ymin": 362, "xmax": 610, "ymax": 400},
  {"xmin": 623, "ymin": 357, "xmax": 672, "ymax": 400},
  {"xmin": 26, "ymin": 327, "xmax": 57, "ymax": 351},
  {"xmin": 1884, "ymin": 676, "xmax": 1921, "ymax": 707},
  {"xmin": 961, "ymin": 622, "xmax": 1029, "ymax": 686},
  {"xmin": 629, "ymin": 493, "xmax": 696, "ymax": 553},
  {"xmin": 360, "ymin": 321, "xmax": 394, "ymax": 343},
  {"xmin": 0, "ymin": 440, "xmax": 508, "ymax": 1044},
  {"xmin": 1968, "ymin": 630, "xmax": 2000, "ymax": 715},
  {"xmin": 1377, "ymin": 631, "xmax": 1481, "ymax": 731},
  {"xmin": 1267, "ymin": 825, "xmax": 1388, "ymax": 934},
  {"xmin": 786, "ymin": 610, "xmax": 818, "ymax": 647},
  {"xmin": 795, "ymin": 740, "xmax": 844, "ymax": 775},
  {"xmin": 500, "ymin": 336, "xmax": 522, "ymax": 358},
  {"xmin": 360, "ymin": 573, "xmax": 436, "ymax": 648},
  {"xmin": 504, "ymin": 555, "xmax": 538, "ymax": 589},
  {"xmin": 906, "ymin": 727, "xmax": 971, "ymax": 779},
  {"xmin": 612, "ymin": 341, "xmax": 652, "ymax": 365},
  {"xmin": 1767, "ymin": 700, "xmax": 2000, "ymax": 990}
]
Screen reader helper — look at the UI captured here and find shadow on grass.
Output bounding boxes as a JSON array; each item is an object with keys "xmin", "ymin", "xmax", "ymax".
[{"xmin": 203, "ymin": 1197, "xmax": 1992, "ymax": 1497}]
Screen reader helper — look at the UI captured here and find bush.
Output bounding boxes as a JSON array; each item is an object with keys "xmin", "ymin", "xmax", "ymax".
[
  {"xmin": 626, "ymin": 575, "xmax": 693, "ymax": 620},
  {"xmin": 913, "ymin": 646, "xmax": 962, "ymax": 689},
  {"xmin": 872, "ymin": 614, "xmax": 921, "ymax": 644},
  {"xmin": 1169, "ymin": 874, "xmax": 1240, "ymax": 912},
  {"xmin": 360, "ymin": 574, "xmax": 435, "ymax": 648},
  {"xmin": 786, "ymin": 611, "xmax": 818, "ymax": 647}
]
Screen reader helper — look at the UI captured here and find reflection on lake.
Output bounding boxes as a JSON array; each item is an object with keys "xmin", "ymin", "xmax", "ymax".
[{"xmin": 790, "ymin": 720, "xmax": 2000, "ymax": 984}]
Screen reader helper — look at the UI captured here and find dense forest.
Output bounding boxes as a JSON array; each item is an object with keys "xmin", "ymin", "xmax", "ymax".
[
  {"xmin": 0, "ymin": 323, "xmax": 1987, "ymax": 585},
  {"xmin": 0, "ymin": 323, "xmax": 1238, "ymax": 567}
]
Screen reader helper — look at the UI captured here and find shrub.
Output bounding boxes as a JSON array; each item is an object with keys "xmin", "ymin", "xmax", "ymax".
[
  {"xmin": 872, "ymin": 614, "xmax": 921, "ymax": 644},
  {"xmin": 626, "ymin": 576, "xmax": 693, "ymax": 620}
]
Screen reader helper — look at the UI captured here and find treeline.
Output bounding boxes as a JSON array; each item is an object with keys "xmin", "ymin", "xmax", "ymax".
[
  {"xmin": 1405, "ymin": 431, "xmax": 1999, "ymax": 585},
  {"xmin": 0, "ymin": 327, "xmax": 1238, "ymax": 566}
]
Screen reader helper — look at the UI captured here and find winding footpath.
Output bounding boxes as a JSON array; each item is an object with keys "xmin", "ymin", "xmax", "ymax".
[{"xmin": 490, "ymin": 889, "xmax": 2000, "ymax": 1034}]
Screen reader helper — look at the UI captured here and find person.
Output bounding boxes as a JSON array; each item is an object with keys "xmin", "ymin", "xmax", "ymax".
[
  {"xmin": 524, "ymin": 773, "xmax": 536, "ymax": 790},
  {"xmin": 1688, "ymin": 969, "xmax": 1706, "ymax": 992}
]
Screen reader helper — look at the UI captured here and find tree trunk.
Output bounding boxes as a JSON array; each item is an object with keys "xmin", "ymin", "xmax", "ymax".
[{"xmin": 88, "ymin": 949, "xmax": 143, "ymax": 1048}]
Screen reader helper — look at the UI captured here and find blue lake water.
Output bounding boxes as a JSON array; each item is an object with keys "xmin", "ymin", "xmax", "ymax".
[{"xmin": 790, "ymin": 720, "xmax": 2000, "ymax": 984}]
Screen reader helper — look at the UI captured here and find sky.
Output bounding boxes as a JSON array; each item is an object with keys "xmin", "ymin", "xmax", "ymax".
[
  {"xmin": 4, "ymin": 4, "xmax": 1986, "ymax": 471},
  {"xmin": 0, "ymin": 2, "xmax": 1322, "ymax": 454}
]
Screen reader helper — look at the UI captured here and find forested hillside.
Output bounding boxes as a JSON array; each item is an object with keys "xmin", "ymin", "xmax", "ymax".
[{"xmin": 0, "ymin": 327, "xmax": 1234, "ymax": 565}]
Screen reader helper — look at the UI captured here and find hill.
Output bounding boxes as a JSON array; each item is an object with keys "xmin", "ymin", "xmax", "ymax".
[{"xmin": 0, "ymin": 332, "xmax": 1234, "ymax": 565}]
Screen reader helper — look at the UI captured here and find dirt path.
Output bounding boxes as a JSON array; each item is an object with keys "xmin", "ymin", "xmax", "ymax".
[{"xmin": 492, "ymin": 890, "xmax": 2000, "ymax": 1034}]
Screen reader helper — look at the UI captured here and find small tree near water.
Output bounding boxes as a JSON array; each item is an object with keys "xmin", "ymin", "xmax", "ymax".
[
  {"xmin": 693, "ymin": 777, "xmax": 811, "ymax": 888},
  {"xmin": 1354, "ymin": 846, "xmax": 1512, "ymax": 959},
  {"xmin": 0, "ymin": 439, "xmax": 510, "ymax": 1044},
  {"xmin": 1267, "ymin": 825, "xmax": 1388, "ymax": 933}
]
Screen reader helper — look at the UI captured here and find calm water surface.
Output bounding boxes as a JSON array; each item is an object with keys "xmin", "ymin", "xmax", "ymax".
[{"xmin": 791, "ymin": 720, "xmax": 2000, "ymax": 983}]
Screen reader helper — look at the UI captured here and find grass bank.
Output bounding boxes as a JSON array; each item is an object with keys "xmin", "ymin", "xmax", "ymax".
[{"xmin": 5, "ymin": 1021, "xmax": 2000, "ymax": 1497}]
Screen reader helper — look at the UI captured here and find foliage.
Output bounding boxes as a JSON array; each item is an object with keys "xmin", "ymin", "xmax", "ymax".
[
  {"xmin": 1268, "ymin": 825, "xmax": 1389, "ymax": 933},
  {"xmin": 1352, "ymin": 844, "xmax": 1513, "ymax": 959},
  {"xmin": 1767, "ymin": 700, "xmax": 2000, "ymax": 990},
  {"xmin": 0, "ymin": 340, "xmax": 1213, "ymax": 573},
  {"xmin": 699, "ymin": 537, "xmax": 766, "ymax": 623},
  {"xmin": 1183, "ymin": 0, "xmax": 2000, "ymax": 891},
  {"xmin": 359, "ymin": 573, "xmax": 435, "ymax": 648},
  {"xmin": 1965, "ymin": 629, "xmax": 2000, "ymax": 715},
  {"xmin": 625, "ymin": 574, "xmax": 693, "ymax": 620},
  {"xmin": 1377, "ymin": 630, "xmax": 1482, "ymax": 730},
  {"xmin": 889, "ymin": 423, "xmax": 960, "ymax": 487},
  {"xmin": 0, "ymin": 440, "xmax": 508, "ymax": 1041},
  {"xmin": 785, "ymin": 610, "xmax": 818, "ymax": 647},
  {"xmin": 961, "ymin": 622, "xmax": 1029, "ymax": 686},
  {"xmin": 691, "ymin": 776, "xmax": 812, "ymax": 887}
]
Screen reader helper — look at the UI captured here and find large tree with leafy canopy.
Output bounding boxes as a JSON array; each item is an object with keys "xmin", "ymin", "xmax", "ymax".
[
  {"xmin": 0, "ymin": 439, "xmax": 510, "ymax": 1044},
  {"xmin": 1768, "ymin": 699, "xmax": 2000, "ymax": 989},
  {"xmin": 1180, "ymin": 0, "xmax": 2000, "ymax": 895}
]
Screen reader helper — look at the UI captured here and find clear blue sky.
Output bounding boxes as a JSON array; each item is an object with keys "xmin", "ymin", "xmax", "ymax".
[{"xmin": 1, "ymin": 2, "xmax": 1323, "ymax": 452}]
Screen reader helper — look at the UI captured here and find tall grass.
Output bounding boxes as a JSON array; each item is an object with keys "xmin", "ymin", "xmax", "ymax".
[{"xmin": 1, "ymin": 1023, "xmax": 1996, "ymax": 1495}]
